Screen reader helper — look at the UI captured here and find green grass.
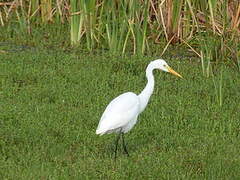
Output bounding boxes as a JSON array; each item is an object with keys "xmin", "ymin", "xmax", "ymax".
[{"xmin": 0, "ymin": 45, "xmax": 240, "ymax": 179}]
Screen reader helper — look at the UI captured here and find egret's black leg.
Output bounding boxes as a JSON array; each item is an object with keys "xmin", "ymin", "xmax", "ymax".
[
  {"xmin": 121, "ymin": 133, "xmax": 129, "ymax": 157},
  {"xmin": 114, "ymin": 132, "xmax": 121, "ymax": 160}
]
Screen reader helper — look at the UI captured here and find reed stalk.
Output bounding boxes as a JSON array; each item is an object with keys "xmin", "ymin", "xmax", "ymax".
[
  {"xmin": 70, "ymin": 0, "xmax": 80, "ymax": 45},
  {"xmin": 41, "ymin": 0, "xmax": 52, "ymax": 23}
]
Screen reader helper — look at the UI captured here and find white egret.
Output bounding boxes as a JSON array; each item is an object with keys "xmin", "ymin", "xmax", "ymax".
[{"xmin": 96, "ymin": 59, "xmax": 182, "ymax": 159}]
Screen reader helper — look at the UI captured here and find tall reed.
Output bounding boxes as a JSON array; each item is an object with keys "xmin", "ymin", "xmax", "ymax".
[
  {"xmin": 41, "ymin": 0, "xmax": 52, "ymax": 23},
  {"xmin": 70, "ymin": 0, "xmax": 80, "ymax": 45}
]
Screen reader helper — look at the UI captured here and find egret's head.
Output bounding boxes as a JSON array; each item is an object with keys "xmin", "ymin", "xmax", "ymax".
[{"xmin": 151, "ymin": 59, "xmax": 182, "ymax": 78}]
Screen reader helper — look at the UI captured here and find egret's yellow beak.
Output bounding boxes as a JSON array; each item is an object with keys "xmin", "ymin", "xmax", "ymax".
[{"xmin": 167, "ymin": 66, "xmax": 183, "ymax": 78}]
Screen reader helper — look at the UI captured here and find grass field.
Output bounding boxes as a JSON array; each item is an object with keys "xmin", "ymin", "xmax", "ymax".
[{"xmin": 0, "ymin": 44, "xmax": 240, "ymax": 179}]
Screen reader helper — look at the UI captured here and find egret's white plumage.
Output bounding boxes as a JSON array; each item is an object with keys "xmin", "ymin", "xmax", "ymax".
[
  {"xmin": 96, "ymin": 92, "xmax": 140, "ymax": 135},
  {"xmin": 96, "ymin": 59, "xmax": 182, "ymax": 158}
]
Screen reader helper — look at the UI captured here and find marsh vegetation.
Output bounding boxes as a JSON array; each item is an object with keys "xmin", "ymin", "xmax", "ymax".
[{"xmin": 0, "ymin": 0, "xmax": 240, "ymax": 179}]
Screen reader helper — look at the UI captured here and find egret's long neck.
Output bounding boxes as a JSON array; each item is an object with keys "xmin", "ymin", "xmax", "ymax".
[{"xmin": 138, "ymin": 65, "xmax": 155, "ymax": 113}]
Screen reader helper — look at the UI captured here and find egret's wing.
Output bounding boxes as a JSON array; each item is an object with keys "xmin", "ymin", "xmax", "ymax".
[{"xmin": 96, "ymin": 92, "xmax": 140, "ymax": 134}]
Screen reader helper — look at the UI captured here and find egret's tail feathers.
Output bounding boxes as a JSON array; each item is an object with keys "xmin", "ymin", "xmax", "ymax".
[{"xmin": 96, "ymin": 128, "xmax": 105, "ymax": 136}]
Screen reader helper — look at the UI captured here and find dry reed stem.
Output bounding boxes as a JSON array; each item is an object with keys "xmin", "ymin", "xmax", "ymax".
[
  {"xmin": 161, "ymin": 35, "xmax": 175, "ymax": 56},
  {"xmin": 180, "ymin": 38, "xmax": 201, "ymax": 58},
  {"xmin": 159, "ymin": 3, "xmax": 168, "ymax": 40}
]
